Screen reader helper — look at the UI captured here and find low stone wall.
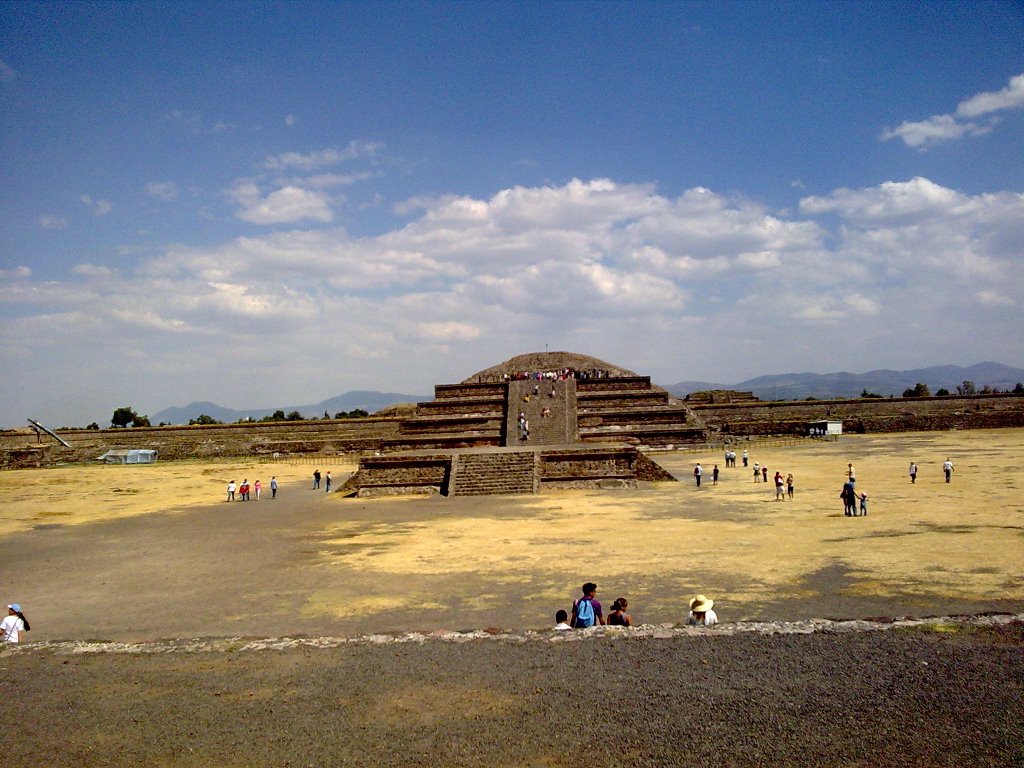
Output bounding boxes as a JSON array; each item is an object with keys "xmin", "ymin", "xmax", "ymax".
[
  {"xmin": 433, "ymin": 383, "xmax": 507, "ymax": 400},
  {"xmin": 577, "ymin": 376, "xmax": 653, "ymax": 392}
]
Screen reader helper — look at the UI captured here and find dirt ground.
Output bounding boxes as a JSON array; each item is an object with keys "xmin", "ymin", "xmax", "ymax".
[{"xmin": 0, "ymin": 430, "xmax": 1021, "ymax": 641}]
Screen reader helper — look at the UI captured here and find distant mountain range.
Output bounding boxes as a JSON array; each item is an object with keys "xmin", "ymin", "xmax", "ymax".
[
  {"xmin": 666, "ymin": 362, "xmax": 1024, "ymax": 401},
  {"xmin": 150, "ymin": 362, "xmax": 1024, "ymax": 425},
  {"xmin": 151, "ymin": 390, "xmax": 430, "ymax": 425}
]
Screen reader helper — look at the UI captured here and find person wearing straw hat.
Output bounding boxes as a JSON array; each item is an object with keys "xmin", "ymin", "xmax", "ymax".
[{"xmin": 686, "ymin": 595, "xmax": 718, "ymax": 627}]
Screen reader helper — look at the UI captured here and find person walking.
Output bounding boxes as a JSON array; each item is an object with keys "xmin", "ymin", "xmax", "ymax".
[
  {"xmin": 253, "ymin": 479, "xmax": 262, "ymax": 500},
  {"xmin": 712, "ymin": 465, "xmax": 720, "ymax": 486},
  {"xmin": 859, "ymin": 492, "xmax": 868, "ymax": 516},
  {"xmin": 313, "ymin": 469, "xmax": 321, "ymax": 490},
  {"xmin": 325, "ymin": 471, "xmax": 332, "ymax": 493},
  {"xmin": 226, "ymin": 480, "xmax": 236, "ymax": 502},
  {"xmin": 694, "ymin": 463, "xmax": 703, "ymax": 487},
  {"xmin": 270, "ymin": 476, "xmax": 278, "ymax": 499},
  {"xmin": 909, "ymin": 462, "xmax": 917, "ymax": 484},
  {"xmin": 943, "ymin": 458, "xmax": 954, "ymax": 483},
  {"xmin": 742, "ymin": 450, "xmax": 749, "ymax": 468}
]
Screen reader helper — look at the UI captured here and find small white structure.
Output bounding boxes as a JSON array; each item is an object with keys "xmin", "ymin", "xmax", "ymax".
[
  {"xmin": 807, "ymin": 420, "xmax": 843, "ymax": 437},
  {"xmin": 98, "ymin": 449, "xmax": 158, "ymax": 464}
]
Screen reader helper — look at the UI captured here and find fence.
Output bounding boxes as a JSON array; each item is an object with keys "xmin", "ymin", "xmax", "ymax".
[{"xmin": 645, "ymin": 434, "xmax": 838, "ymax": 456}]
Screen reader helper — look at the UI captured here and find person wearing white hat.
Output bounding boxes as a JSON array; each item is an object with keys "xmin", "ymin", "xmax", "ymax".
[
  {"xmin": 686, "ymin": 595, "xmax": 718, "ymax": 627},
  {"xmin": 1, "ymin": 603, "xmax": 30, "ymax": 643}
]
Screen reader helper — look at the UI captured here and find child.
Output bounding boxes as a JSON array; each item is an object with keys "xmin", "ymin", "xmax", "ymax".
[
  {"xmin": 859, "ymin": 492, "xmax": 868, "ymax": 516},
  {"xmin": 553, "ymin": 609, "xmax": 571, "ymax": 631}
]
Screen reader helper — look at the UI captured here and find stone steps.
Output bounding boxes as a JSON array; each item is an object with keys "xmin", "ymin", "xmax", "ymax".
[{"xmin": 449, "ymin": 451, "xmax": 538, "ymax": 496}]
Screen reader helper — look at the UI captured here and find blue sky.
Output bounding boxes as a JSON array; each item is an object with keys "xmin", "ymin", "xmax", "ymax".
[{"xmin": 2, "ymin": 1, "xmax": 1023, "ymax": 427}]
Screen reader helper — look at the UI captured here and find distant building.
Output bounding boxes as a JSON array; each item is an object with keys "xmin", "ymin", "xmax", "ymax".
[
  {"xmin": 98, "ymin": 449, "xmax": 158, "ymax": 464},
  {"xmin": 807, "ymin": 420, "xmax": 843, "ymax": 436}
]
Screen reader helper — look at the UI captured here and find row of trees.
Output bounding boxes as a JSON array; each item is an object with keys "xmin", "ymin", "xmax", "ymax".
[
  {"xmin": 106, "ymin": 407, "xmax": 373, "ymax": 427},
  {"xmin": 861, "ymin": 380, "xmax": 1024, "ymax": 399}
]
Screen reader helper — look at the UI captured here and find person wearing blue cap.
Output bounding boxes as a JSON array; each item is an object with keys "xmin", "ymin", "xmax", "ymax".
[{"xmin": 1, "ymin": 603, "xmax": 30, "ymax": 643}]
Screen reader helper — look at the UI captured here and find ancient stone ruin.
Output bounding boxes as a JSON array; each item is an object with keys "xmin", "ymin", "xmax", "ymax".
[{"xmin": 339, "ymin": 351, "xmax": 701, "ymax": 497}]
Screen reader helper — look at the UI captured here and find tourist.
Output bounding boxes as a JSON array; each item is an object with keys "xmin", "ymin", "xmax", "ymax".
[
  {"xmin": 712, "ymin": 465, "xmax": 719, "ymax": 485},
  {"xmin": 762, "ymin": 465, "xmax": 768, "ymax": 483},
  {"xmin": 553, "ymin": 609, "xmax": 571, "ymax": 631},
  {"xmin": 270, "ymin": 476, "xmax": 278, "ymax": 498},
  {"xmin": 686, "ymin": 595, "xmax": 718, "ymax": 627},
  {"xmin": 753, "ymin": 462, "xmax": 760, "ymax": 482},
  {"xmin": 1, "ymin": 603, "xmax": 29, "ymax": 643},
  {"xmin": 226, "ymin": 480, "xmax": 236, "ymax": 502},
  {"xmin": 571, "ymin": 582, "xmax": 604, "ymax": 628},
  {"xmin": 742, "ymin": 450, "xmax": 749, "ymax": 467},
  {"xmin": 943, "ymin": 458, "xmax": 954, "ymax": 483},
  {"xmin": 774, "ymin": 471, "xmax": 785, "ymax": 500},
  {"xmin": 909, "ymin": 462, "xmax": 917, "ymax": 484},
  {"xmin": 841, "ymin": 479, "xmax": 857, "ymax": 516},
  {"xmin": 786, "ymin": 473, "xmax": 794, "ymax": 499},
  {"xmin": 325, "ymin": 471, "xmax": 332, "ymax": 493},
  {"xmin": 694, "ymin": 463, "xmax": 703, "ymax": 487},
  {"xmin": 608, "ymin": 598, "xmax": 633, "ymax": 627},
  {"xmin": 239, "ymin": 479, "xmax": 250, "ymax": 501},
  {"xmin": 313, "ymin": 469, "xmax": 321, "ymax": 490},
  {"xmin": 847, "ymin": 463, "xmax": 856, "ymax": 483},
  {"xmin": 253, "ymin": 479, "xmax": 262, "ymax": 500},
  {"xmin": 859, "ymin": 492, "xmax": 868, "ymax": 516}
]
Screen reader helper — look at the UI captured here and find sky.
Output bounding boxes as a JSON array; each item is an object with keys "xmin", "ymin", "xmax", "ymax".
[{"xmin": 2, "ymin": 1, "xmax": 1023, "ymax": 428}]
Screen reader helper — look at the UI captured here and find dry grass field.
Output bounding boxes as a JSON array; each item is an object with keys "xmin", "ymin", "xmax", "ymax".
[{"xmin": 0, "ymin": 429, "xmax": 1021, "ymax": 640}]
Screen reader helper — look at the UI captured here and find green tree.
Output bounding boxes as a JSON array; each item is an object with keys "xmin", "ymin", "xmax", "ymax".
[
  {"xmin": 935, "ymin": 388, "xmax": 950, "ymax": 396},
  {"xmin": 1013, "ymin": 382, "xmax": 1024, "ymax": 395},
  {"xmin": 860, "ymin": 389, "xmax": 882, "ymax": 399},
  {"xmin": 285, "ymin": 410, "xmax": 304, "ymax": 421},
  {"xmin": 957, "ymin": 380, "xmax": 977, "ymax": 396},
  {"xmin": 111, "ymin": 406, "xmax": 138, "ymax": 428},
  {"xmin": 132, "ymin": 414, "xmax": 151, "ymax": 428},
  {"xmin": 86, "ymin": 422, "xmax": 100, "ymax": 430},
  {"xmin": 902, "ymin": 382, "xmax": 930, "ymax": 398},
  {"xmin": 188, "ymin": 414, "xmax": 222, "ymax": 425}
]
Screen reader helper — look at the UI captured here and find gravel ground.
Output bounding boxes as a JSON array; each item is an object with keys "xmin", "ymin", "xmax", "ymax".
[{"xmin": 4, "ymin": 620, "xmax": 1022, "ymax": 767}]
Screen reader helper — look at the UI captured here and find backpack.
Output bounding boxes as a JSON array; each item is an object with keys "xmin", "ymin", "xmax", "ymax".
[{"xmin": 573, "ymin": 597, "xmax": 595, "ymax": 628}]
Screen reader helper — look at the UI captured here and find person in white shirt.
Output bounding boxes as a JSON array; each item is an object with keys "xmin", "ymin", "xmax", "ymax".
[
  {"xmin": 553, "ymin": 609, "xmax": 571, "ymax": 631},
  {"xmin": 686, "ymin": 595, "xmax": 718, "ymax": 627},
  {"xmin": 943, "ymin": 458, "xmax": 954, "ymax": 483},
  {"xmin": 1, "ymin": 603, "xmax": 29, "ymax": 643}
]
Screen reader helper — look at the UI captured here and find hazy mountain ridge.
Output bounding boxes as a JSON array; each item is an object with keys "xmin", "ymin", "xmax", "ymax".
[
  {"xmin": 152, "ymin": 391, "xmax": 430, "ymax": 425},
  {"xmin": 666, "ymin": 362, "xmax": 1024, "ymax": 400}
]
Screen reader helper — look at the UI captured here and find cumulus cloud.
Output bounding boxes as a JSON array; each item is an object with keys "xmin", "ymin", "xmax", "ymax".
[
  {"xmin": 228, "ymin": 180, "xmax": 334, "ymax": 224},
  {"xmin": 4, "ymin": 176, "xmax": 1023, "ymax": 427},
  {"xmin": 882, "ymin": 72, "xmax": 1024, "ymax": 148}
]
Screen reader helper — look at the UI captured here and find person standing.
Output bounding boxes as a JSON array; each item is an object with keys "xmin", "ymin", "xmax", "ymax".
[
  {"xmin": 694, "ymin": 463, "xmax": 703, "ymax": 487},
  {"xmin": 1, "ymin": 603, "xmax": 29, "ymax": 643},
  {"xmin": 325, "ymin": 471, "xmax": 332, "ymax": 493},
  {"xmin": 841, "ymin": 479, "xmax": 857, "ymax": 516},
  {"xmin": 226, "ymin": 480, "xmax": 236, "ymax": 502},
  {"xmin": 270, "ymin": 476, "xmax": 278, "ymax": 499},
  {"xmin": 313, "ymin": 469, "xmax": 321, "ymax": 490},
  {"xmin": 774, "ymin": 471, "xmax": 785, "ymax": 500},
  {"xmin": 753, "ymin": 462, "xmax": 760, "ymax": 482},
  {"xmin": 762, "ymin": 465, "xmax": 768, "ymax": 483},
  {"xmin": 712, "ymin": 465, "xmax": 720, "ymax": 486},
  {"xmin": 786, "ymin": 473, "xmax": 794, "ymax": 499},
  {"xmin": 909, "ymin": 462, "xmax": 917, "ymax": 484},
  {"xmin": 859, "ymin": 492, "xmax": 868, "ymax": 516},
  {"xmin": 253, "ymin": 479, "xmax": 262, "ymax": 500},
  {"xmin": 847, "ymin": 463, "xmax": 856, "ymax": 483},
  {"xmin": 742, "ymin": 450, "xmax": 749, "ymax": 468},
  {"xmin": 943, "ymin": 458, "xmax": 954, "ymax": 483}
]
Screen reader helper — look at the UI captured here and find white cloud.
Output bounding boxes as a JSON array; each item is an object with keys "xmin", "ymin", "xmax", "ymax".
[
  {"xmin": 285, "ymin": 114, "xmax": 297, "ymax": 127},
  {"xmin": 262, "ymin": 141, "xmax": 383, "ymax": 171},
  {"xmin": 0, "ymin": 266, "xmax": 31, "ymax": 279},
  {"xmin": 80, "ymin": 195, "xmax": 113, "ymax": 216},
  {"xmin": 4, "ymin": 176, "xmax": 1024, "ymax": 427},
  {"xmin": 38, "ymin": 215, "xmax": 67, "ymax": 229},
  {"xmin": 881, "ymin": 72, "xmax": 1024, "ymax": 149},
  {"xmin": 146, "ymin": 181, "xmax": 179, "ymax": 201},
  {"xmin": 228, "ymin": 180, "xmax": 334, "ymax": 224}
]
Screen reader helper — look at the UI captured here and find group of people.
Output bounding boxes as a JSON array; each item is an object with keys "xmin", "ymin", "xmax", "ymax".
[
  {"xmin": 225, "ymin": 477, "xmax": 278, "ymax": 501},
  {"xmin": 554, "ymin": 583, "xmax": 718, "ymax": 630},
  {"xmin": 840, "ymin": 463, "xmax": 867, "ymax": 516},
  {"xmin": 312, "ymin": 470, "xmax": 332, "ymax": 492},
  {"xmin": 493, "ymin": 367, "xmax": 613, "ymax": 383}
]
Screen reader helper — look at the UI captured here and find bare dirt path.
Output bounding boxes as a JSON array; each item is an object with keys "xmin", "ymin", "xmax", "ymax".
[{"xmin": 0, "ymin": 430, "xmax": 1021, "ymax": 642}]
